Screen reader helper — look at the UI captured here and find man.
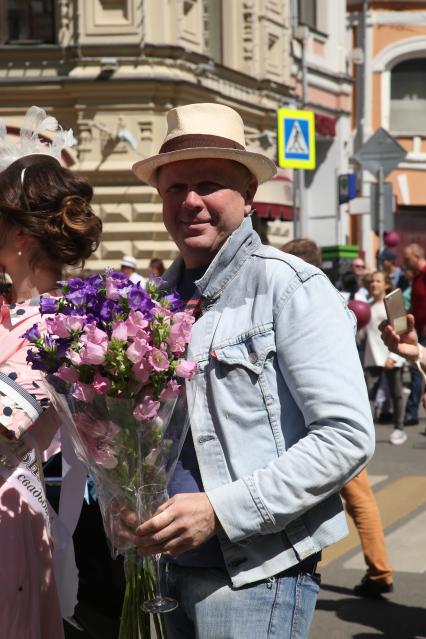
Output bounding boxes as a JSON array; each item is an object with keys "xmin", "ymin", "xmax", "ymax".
[
  {"xmin": 120, "ymin": 103, "xmax": 374, "ymax": 639},
  {"xmin": 281, "ymin": 238, "xmax": 322, "ymax": 268},
  {"xmin": 349, "ymin": 257, "xmax": 369, "ymax": 301},
  {"xmin": 402, "ymin": 243, "xmax": 426, "ymax": 425},
  {"xmin": 379, "ymin": 248, "xmax": 403, "ymax": 289},
  {"xmin": 282, "ymin": 238, "xmax": 393, "ymax": 598},
  {"xmin": 120, "ymin": 254, "xmax": 146, "ymax": 287}
]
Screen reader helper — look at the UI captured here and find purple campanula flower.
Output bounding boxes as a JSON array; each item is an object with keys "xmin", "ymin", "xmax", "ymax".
[
  {"xmin": 26, "ymin": 349, "xmax": 46, "ymax": 370},
  {"xmin": 100, "ymin": 299, "xmax": 120, "ymax": 322},
  {"xmin": 21, "ymin": 323, "xmax": 40, "ymax": 342},
  {"xmin": 67, "ymin": 278, "xmax": 85, "ymax": 290},
  {"xmin": 128, "ymin": 285, "xmax": 155, "ymax": 313},
  {"xmin": 56, "ymin": 338, "xmax": 71, "ymax": 359},
  {"xmin": 85, "ymin": 274, "xmax": 103, "ymax": 287},
  {"xmin": 40, "ymin": 296, "xmax": 58, "ymax": 314},
  {"xmin": 166, "ymin": 291, "xmax": 184, "ymax": 312},
  {"xmin": 65, "ymin": 288, "xmax": 87, "ymax": 306}
]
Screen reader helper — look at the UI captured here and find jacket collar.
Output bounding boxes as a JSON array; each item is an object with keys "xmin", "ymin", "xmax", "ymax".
[{"xmin": 164, "ymin": 216, "xmax": 261, "ymax": 300}]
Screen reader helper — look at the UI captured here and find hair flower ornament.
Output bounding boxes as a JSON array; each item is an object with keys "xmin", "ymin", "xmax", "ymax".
[{"xmin": 0, "ymin": 105, "xmax": 76, "ymax": 172}]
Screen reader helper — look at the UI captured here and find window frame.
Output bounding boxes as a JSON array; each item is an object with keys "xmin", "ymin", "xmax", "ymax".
[{"xmin": 0, "ymin": 0, "xmax": 56, "ymax": 46}]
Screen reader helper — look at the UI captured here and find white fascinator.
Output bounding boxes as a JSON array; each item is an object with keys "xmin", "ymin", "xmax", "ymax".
[{"xmin": 0, "ymin": 105, "xmax": 76, "ymax": 172}]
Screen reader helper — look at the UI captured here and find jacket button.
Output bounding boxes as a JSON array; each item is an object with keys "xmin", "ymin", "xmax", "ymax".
[{"xmin": 248, "ymin": 352, "xmax": 258, "ymax": 363}]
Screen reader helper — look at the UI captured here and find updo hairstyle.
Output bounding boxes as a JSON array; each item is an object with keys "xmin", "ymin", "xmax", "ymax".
[{"xmin": 0, "ymin": 154, "xmax": 102, "ymax": 268}]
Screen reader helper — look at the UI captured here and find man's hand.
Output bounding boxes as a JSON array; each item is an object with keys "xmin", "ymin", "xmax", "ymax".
[
  {"xmin": 379, "ymin": 314, "xmax": 420, "ymax": 363},
  {"xmin": 135, "ymin": 492, "xmax": 220, "ymax": 557}
]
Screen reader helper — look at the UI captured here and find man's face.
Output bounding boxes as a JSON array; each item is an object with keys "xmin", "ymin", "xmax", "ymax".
[
  {"xmin": 157, "ymin": 158, "xmax": 257, "ymax": 268},
  {"xmin": 403, "ymin": 248, "xmax": 418, "ymax": 271},
  {"xmin": 121, "ymin": 265, "xmax": 134, "ymax": 278},
  {"xmin": 351, "ymin": 258, "xmax": 366, "ymax": 277}
]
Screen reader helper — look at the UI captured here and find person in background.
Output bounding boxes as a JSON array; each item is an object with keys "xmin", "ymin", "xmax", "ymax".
[
  {"xmin": 148, "ymin": 257, "xmax": 165, "ymax": 278},
  {"xmin": 351, "ymin": 257, "xmax": 370, "ymax": 301},
  {"xmin": 379, "ymin": 248, "xmax": 403, "ymax": 289},
  {"xmin": 0, "ymin": 152, "xmax": 102, "ymax": 638},
  {"xmin": 282, "ymin": 240, "xmax": 393, "ymax": 598},
  {"xmin": 120, "ymin": 254, "xmax": 145, "ymax": 287},
  {"xmin": 280, "ymin": 238, "xmax": 322, "ymax": 268},
  {"xmin": 402, "ymin": 267, "xmax": 414, "ymax": 311},
  {"xmin": 363, "ymin": 272, "xmax": 406, "ymax": 445},
  {"xmin": 341, "ymin": 271, "xmax": 369, "ymax": 303},
  {"xmin": 401, "ymin": 243, "xmax": 426, "ymax": 426}
]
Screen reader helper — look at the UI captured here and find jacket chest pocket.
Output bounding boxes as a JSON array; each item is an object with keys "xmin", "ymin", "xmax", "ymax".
[
  {"xmin": 210, "ymin": 329, "xmax": 283, "ymax": 454},
  {"xmin": 211, "ymin": 329, "xmax": 276, "ymax": 374}
]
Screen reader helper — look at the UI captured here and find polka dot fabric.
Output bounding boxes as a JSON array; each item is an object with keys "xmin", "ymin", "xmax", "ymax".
[{"xmin": 0, "ymin": 297, "xmax": 51, "ymax": 440}]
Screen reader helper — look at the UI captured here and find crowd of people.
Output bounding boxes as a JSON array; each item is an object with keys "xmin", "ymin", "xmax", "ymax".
[
  {"xmin": 348, "ymin": 246, "xmax": 425, "ymax": 438},
  {"xmin": 0, "ymin": 101, "xmax": 422, "ymax": 639}
]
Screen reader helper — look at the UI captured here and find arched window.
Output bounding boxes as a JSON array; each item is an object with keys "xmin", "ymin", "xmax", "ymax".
[{"xmin": 390, "ymin": 58, "xmax": 426, "ymax": 134}]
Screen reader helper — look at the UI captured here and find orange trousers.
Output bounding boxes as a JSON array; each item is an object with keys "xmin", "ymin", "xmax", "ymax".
[{"xmin": 340, "ymin": 468, "xmax": 393, "ymax": 584}]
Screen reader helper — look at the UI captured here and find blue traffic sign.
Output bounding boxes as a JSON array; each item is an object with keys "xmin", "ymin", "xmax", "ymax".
[{"xmin": 277, "ymin": 108, "xmax": 316, "ymax": 169}]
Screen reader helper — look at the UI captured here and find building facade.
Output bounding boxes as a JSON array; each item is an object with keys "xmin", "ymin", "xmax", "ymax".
[
  {"xmin": 348, "ymin": 0, "xmax": 426, "ymax": 264},
  {"xmin": 0, "ymin": 0, "xmax": 353, "ymax": 273}
]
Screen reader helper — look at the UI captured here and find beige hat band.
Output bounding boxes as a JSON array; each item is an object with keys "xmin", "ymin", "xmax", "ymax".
[{"xmin": 159, "ymin": 133, "xmax": 245, "ymax": 154}]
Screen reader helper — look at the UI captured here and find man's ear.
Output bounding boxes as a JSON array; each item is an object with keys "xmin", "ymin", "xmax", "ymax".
[{"xmin": 243, "ymin": 176, "xmax": 258, "ymax": 216}]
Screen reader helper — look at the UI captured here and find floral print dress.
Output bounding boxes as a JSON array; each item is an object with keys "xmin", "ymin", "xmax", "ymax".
[{"xmin": 0, "ymin": 296, "xmax": 64, "ymax": 639}]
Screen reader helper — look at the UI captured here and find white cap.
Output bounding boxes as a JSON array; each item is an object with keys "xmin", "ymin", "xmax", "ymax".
[{"xmin": 121, "ymin": 255, "xmax": 137, "ymax": 269}]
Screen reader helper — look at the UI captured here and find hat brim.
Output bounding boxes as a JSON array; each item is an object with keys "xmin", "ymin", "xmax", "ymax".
[{"xmin": 132, "ymin": 147, "xmax": 277, "ymax": 187}]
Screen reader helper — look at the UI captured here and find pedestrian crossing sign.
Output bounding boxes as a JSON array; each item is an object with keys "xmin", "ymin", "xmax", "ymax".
[{"xmin": 277, "ymin": 108, "xmax": 316, "ymax": 169}]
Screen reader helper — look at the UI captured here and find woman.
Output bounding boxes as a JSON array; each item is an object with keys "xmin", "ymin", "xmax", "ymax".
[
  {"xmin": 364, "ymin": 271, "xmax": 406, "ymax": 445},
  {"xmin": 0, "ymin": 153, "xmax": 102, "ymax": 638}
]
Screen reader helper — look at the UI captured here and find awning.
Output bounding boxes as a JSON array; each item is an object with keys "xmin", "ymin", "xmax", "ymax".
[
  {"xmin": 254, "ymin": 167, "xmax": 293, "ymax": 220},
  {"xmin": 254, "ymin": 203, "xmax": 293, "ymax": 220},
  {"xmin": 315, "ymin": 113, "xmax": 336, "ymax": 138}
]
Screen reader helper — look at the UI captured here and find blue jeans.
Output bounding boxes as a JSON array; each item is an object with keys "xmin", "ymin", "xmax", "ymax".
[
  {"xmin": 404, "ymin": 337, "xmax": 426, "ymax": 421},
  {"xmin": 161, "ymin": 562, "xmax": 320, "ymax": 639}
]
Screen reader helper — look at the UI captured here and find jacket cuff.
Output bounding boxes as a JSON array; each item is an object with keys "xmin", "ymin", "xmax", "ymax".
[{"xmin": 206, "ymin": 477, "xmax": 273, "ymax": 542}]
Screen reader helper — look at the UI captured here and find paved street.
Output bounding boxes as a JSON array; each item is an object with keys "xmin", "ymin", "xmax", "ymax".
[
  {"xmin": 311, "ymin": 417, "xmax": 426, "ymax": 639},
  {"xmin": 65, "ymin": 417, "xmax": 426, "ymax": 639}
]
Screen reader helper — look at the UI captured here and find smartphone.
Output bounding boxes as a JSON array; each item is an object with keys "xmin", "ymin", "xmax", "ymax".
[{"xmin": 384, "ymin": 288, "xmax": 408, "ymax": 334}]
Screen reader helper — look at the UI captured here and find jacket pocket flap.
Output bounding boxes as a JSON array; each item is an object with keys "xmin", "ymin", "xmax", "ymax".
[{"xmin": 212, "ymin": 330, "xmax": 276, "ymax": 373}]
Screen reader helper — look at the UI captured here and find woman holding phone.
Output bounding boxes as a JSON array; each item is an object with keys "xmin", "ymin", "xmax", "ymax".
[{"xmin": 363, "ymin": 272, "xmax": 406, "ymax": 445}]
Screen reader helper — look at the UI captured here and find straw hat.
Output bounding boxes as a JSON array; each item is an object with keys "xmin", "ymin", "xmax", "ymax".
[{"xmin": 132, "ymin": 103, "xmax": 277, "ymax": 187}]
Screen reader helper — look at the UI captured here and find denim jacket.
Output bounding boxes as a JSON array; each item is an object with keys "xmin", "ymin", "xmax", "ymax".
[{"xmin": 164, "ymin": 217, "xmax": 375, "ymax": 587}]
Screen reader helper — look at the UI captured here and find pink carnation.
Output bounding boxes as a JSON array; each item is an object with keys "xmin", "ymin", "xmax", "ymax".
[
  {"xmin": 133, "ymin": 398, "xmax": 161, "ymax": 422},
  {"xmin": 132, "ymin": 360, "xmax": 152, "ymax": 384},
  {"xmin": 175, "ymin": 359, "xmax": 197, "ymax": 379},
  {"xmin": 92, "ymin": 371, "xmax": 111, "ymax": 395},
  {"xmin": 46, "ymin": 314, "xmax": 85, "ymax": 338},
  {"xmin": 105, "ymin": 275, "xmax": 130, "ymax": 301},
  {"xmin": 72, "ymin": 382, "xmax": 95, "ymax": 403},
  {"xmin": 82, "ymin": 323, "xmax": 109, "ymax": 346},
  {"xmin": 111, "ymin": 320, "xmax": 128, "ymax": 342},
  {"xmin": 160, "ymin": 379, "xmax": 181, "ymax": 402},
  {"xmin": 75, "ymin": 414, "xmax": 119, "ymax": 468},
  {"xmin": 80, "ymin": 340, "xmax": 107, "ymax": 365},
  {"xmin": 148, "ymin": 347, "xmax": 170, "ymax": 372},
  {"xmin": 67, "ymin": 348, "xmax": 82, "ymax": 366},
  {"xmin": 126, "ymin": 311, "xmax": 149, "ymax": 337},
  {"xmin": 127, "ymin": 338, "xmax": 150, "ymax": 364},
  {"xmin": 55, "ymin": 363, "xmax": 79, "ymax": 384}
]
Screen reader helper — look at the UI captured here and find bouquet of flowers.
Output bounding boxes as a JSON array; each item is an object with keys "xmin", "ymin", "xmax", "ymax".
[{"xmin": 24, "ymin": 271, "xmax": 197, "ymax": 639}]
